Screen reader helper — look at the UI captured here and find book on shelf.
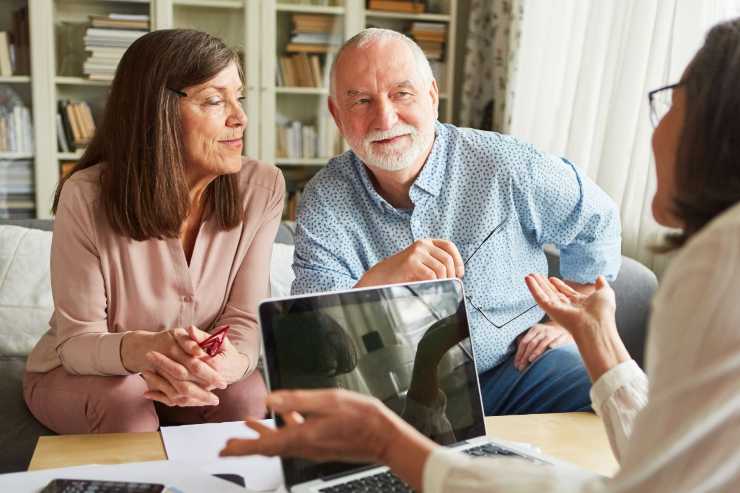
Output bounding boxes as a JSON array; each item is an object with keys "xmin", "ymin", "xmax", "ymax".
[
  {"xmin": 57, "ymin": 100, "xmax": 96, "ymax": 151},
  {"xmin": 286, "ymin": 13, "xmax": 340, "ymax": 55},
  {"xmin": 0, "ymin": 7, "xmax": 31, "ymax": 76},
  {"xmin": 0, "ymin": 104, "xmax": 34, "ymax": 154},
  {"xmin": 0, "ymin": 159, "xmax": 34, "ymax": 219},
  {"xmin": 409, "ymin": 22, "xmax": 447, "ymax": 61},
  {"xmin": 368, "ymin": 0, "xmax": 426, "ymax": 13},
  {"xmin": 0, "ymin": 33, "xmax": 12, "ymax": 76},
  {"xmin": 60, "ymin": 161, "xmax": 76, "ymax": 178},
  {"xmin": 83, "ymin": 15, "xmax": 149, "ymax": 81},
  {"xmin": 277, "ymin": 54, "xmax": 324, "ymax": 87}
]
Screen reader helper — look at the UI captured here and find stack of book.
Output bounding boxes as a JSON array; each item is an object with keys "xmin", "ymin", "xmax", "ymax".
[
  {"xmin": 83, "ymin": 14, "xmax": 149, "ymax": 81},
  {"xmin": 285, "ymin": 14, "xmax": 341, "ymax": 54},
  {"xmin": 0, "ymin": 159, "xmax": 34, "ymax": 219},
  {"xmin": 0, "ymin": 103, "xmax": 33, "ymax": 154},
  {"xmin": 367, "ymin": 0, "xmax": 426, "ymax": 13},
  {"xmin": 276, "ymin": 121, "xmax": 319, "ymax": 159},
  {"xmin": 56, "ymin": 100, "xmax": 96, "ymax": 152},
  {"xmin": 0, "ymin": 7, "xmax": 30, "ymax": 76},
  {"xmin": 409, "ymin": 22, "xmax": 446, "ymax": 61},
  {"xmin": 277, "ymin": 53, "xmax": 327, "ymax": 87}
]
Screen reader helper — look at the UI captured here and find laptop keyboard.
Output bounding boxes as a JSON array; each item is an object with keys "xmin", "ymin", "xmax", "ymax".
[
  {"xmin": 318, "ymin": 471, "xmax": 413, "ymax": 492},
  {"xmin": 317, "ymin": 443, "xmax": 544, "ymax": 492}
]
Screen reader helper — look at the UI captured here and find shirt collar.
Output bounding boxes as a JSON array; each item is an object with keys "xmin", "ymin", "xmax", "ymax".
[{"xmin": 412, "ymin": 121, "xmax": 447, "ymax": 198}]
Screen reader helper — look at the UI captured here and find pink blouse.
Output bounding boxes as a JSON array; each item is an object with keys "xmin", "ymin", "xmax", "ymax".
[{"xmin": 26, "ymin": 159, "xmax": 285, "ymax": 376}]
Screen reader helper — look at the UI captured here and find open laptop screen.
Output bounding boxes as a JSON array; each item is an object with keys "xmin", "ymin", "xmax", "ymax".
[{"xmin": 259, "ymin": 279, "xmax": 486, "ymax": 488}]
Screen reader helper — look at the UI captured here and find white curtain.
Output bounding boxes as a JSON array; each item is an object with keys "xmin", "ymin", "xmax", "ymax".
[{"xmin": 509, "ymin": 0, "xmax": 740, "ymax": 275}]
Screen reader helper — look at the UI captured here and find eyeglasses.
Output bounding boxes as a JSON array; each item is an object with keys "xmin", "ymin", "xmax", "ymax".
[
  {"xmin": 462, "ymin": 217, "xmax": 539, "ymax": 330},
  {"xmin": 648, "ymin": 81, "xmax": 685, "ymax": 127}
]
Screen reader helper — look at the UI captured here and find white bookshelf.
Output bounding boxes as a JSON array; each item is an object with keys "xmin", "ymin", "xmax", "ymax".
[{"xmin": 4, "ymin": 0, "xmax": 459, "ymax": 218}]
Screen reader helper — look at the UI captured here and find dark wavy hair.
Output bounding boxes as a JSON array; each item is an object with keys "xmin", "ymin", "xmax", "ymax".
[
  {"xmin": 667, "ymin": 18, "xmax": 740, "ymax": 248},
  {"xmin": 52, "ymin": 29, "xmax": 244, "ymax": 240}
]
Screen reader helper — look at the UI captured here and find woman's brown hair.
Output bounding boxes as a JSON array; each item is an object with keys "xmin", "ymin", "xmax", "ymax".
[
  {"xmin": 667, "ymin": 18, "xmax": 740, "ymax": 248},
  {"xmin": 53, "ymin": 29, "xmax": 244, "ymax": 240}
]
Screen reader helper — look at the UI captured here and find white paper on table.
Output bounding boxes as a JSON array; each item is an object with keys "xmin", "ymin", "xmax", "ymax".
[
  {"xmin": 161, "ymin": 419, "xmax": 283, "ymax": 492},
  {"xmin": 0, "ymin": 460, "xmax": 246, "ymax": 493}
]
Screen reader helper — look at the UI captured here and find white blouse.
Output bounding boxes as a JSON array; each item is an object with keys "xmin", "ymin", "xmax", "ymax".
[{"xmin": 424, "ymin": 202, "xmax": 740, "ymax": 492}]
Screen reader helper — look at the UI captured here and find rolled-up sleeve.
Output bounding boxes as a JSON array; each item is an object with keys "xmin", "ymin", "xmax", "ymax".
[
  {"xmin": 52, "ymin": 180, "xmax": 129, "ymax": 376},
  {"xmin": 513, "ymin": 148, "xmax": 622, "ymax": 283}
]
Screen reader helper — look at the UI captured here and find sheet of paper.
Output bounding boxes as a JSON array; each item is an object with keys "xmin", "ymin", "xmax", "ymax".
[
  {"xmin": 0, "ymin": 460, "xmax": 246, "ymax": 493},
  {"xmin": 161, "ymin": 419, "xmax": 283, "ymax": 492}
]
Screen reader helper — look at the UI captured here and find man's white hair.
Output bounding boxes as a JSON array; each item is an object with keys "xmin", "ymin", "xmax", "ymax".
[{"xmin": 329, "ymin": 28, "xmax": 434, "ymax": 100}]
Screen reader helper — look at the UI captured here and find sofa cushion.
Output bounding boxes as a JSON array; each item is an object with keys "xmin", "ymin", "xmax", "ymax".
[
  {"xmin": 0, "ymin": 356, "xmax": 53, "ymax": 473},
  {"xmin": 0, "ymin": 226, "xmax": 54, "ymax": 357}
]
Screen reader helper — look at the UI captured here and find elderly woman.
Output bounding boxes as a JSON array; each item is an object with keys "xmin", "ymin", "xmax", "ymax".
[
  {"xmin": 23, "ymin": 29, "xmax": 284, "ymax": 433},
  {"xmin": 221, "ymin": 18, "xmax": 740, "ymax": 493}
]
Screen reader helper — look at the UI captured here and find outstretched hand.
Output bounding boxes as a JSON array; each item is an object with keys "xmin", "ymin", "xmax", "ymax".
[{"xmin": 524, "ymin": 274, "xmax": 616, "ymax": 342}]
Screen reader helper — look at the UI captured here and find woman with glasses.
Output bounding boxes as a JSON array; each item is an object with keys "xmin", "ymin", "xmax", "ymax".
[
  {"xmin": 221, "ymin": 17, "xmax": 740, "ymax": 492},
  {"xmin": 23, "ymin": 30, "xmax": 284, "ymax": 433}
]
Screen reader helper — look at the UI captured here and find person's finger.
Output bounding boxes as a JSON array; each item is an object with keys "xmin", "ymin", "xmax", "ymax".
[
  {"xmin": 418, "ymin": 252, "xmax": 446, "ymax": 279},
  {"xmin": 244, "ymin": 417, "xmax": 277, "ymax": 434},
  {"xmin": 532, "ymin": 273, "xmax": 561, "ymax": 303},
  {"xmin": 281, "ymin": 411, "xmax": 305, "ymax": 426},
  {"xmin": 141, "ymin": 370, "xmax": 181, "ymax": 403},
  {"xmin": 595, "ymin": 275, "xmax": 609, "ymax": 290},
  {"xmin": 266, "ymin": 389, "xmax": 356, "ymax": 416},
  {"xmin": 177, "ymin": 325, "xmax": 208, "ymax": 357},
  {"xmin": 143, "ymin": 390, "xmax": 174, "ymax": 406},
  {"xmin": 432, "ymin": 239, "xmax": 465, "ymax": 278},
  {"xmin": 514, "ymin": 328, "xmax": 537, "ymax": 369},
  {"xmin": 520, "ymin": 330, "xmax": 546, "ymax": 368},
  {"xmin": 548, "ymin": 332, "xmax": 570, "ymax": 348},
  {"xmin": 426, "ymin": 244, "xmax": 456, "ymax": 279},
  {"xmin": 525, "ymin": 274, "xmax": 553, "ymax": 309},
  {"xmin": 549, "ymin": 277, "xmax": 583, "ymax": 301},
  {"xmin": 220, "ymin": 437, "xmax": 275, "ymax": 457},
  {"xmin": 169, "ymin": 378, "xmax": 220, "ymax": 406},
  {"xmin": 148, "ymin": 349, "xmax": 226, "ymax": 389},
  {"xmin": 527, "ymin": 331, "xmax": 555, "ymax": 363}
]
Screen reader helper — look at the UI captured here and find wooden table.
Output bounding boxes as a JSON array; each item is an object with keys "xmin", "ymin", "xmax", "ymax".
[{"xmin": 29, "ymin": 412, "xmax": 618, "ymax": 476}]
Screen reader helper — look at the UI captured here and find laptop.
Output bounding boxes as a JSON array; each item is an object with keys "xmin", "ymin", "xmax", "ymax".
[{"xmin": 259, "ymin": 279, "xmax": 553, "ymax": 493}]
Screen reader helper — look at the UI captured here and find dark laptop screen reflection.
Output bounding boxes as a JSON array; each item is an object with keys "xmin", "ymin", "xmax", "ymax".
[{"xmin": 265, "ymin": 281, "xmax": 484, "ymax": 453}]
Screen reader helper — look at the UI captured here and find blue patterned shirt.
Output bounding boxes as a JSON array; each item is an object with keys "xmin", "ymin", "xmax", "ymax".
[{"xmin": 291, "ymin": 122, "xmax": 621, "ymax": 371}]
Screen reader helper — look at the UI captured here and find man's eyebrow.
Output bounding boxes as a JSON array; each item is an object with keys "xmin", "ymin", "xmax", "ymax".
[
  {"xmin": 393, "ymin": 80, "xmax": 416, "ymax": 89},
  {"xmin": 345, "ymin": 89, "xmax": 368, "ymax": 97}
]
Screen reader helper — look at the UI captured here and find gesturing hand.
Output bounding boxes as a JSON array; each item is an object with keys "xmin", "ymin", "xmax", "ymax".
[
  {"xmin": 524, "ymin": 274, "xmax": 617, "ymax": 343},
  {"xmin": 356, "ymin": 239, "xmax": 464, "ymax": 288},
  {"xmin": 219, "ymin": 389, "xmax": 401, "ymax": 464}
]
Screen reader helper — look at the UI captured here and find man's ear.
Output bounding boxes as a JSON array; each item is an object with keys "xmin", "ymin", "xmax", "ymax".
[
  {"xmin": 429, "ymin": 78, "xmax": 440, "ymax": 120},
  {"xmin": 328, "ymin": 97, "xmax": 344, "ymax": 135}
]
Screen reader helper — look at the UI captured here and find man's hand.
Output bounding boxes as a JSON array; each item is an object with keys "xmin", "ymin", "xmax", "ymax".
[
  {"xmin": 355, "ymin": 239, "xmax": 464, "ymax": 288},
  {"xmin": 514, "ymin": 320, "xmax": 574, "ymax": 371}
]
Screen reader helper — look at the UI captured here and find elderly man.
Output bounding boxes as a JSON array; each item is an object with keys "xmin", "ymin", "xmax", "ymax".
[{"xmin": 291, "ymin": 28, "xmax": 621, "ymax": 415}]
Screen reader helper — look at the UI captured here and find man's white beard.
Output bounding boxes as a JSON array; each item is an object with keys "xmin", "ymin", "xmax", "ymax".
[{"xmin": 355, "ymin": 123, "xmax": 427, "ymax": 171}]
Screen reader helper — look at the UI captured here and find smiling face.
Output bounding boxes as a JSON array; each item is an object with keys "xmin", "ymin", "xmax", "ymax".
[
  {"xmin": 179, "ymin": 62, "xmax": 247, "ymax": 184},
  {"xmin": 329, "ymin": 37, "xmax": 438, "ymax": 173}
]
